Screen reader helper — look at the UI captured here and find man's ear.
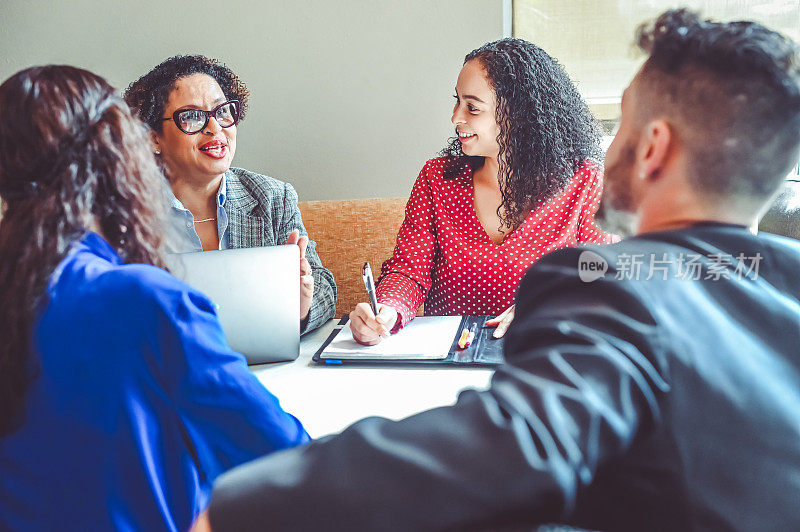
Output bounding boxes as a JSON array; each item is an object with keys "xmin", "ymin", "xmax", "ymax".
[{"xmin": 636, "ymin": 119, "xmax": 672, "ymax": 181}]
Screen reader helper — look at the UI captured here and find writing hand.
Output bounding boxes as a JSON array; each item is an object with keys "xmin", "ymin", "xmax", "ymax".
[{"xmin": 349, "ymin": 303, "xmax": 399, "ymax": 346}]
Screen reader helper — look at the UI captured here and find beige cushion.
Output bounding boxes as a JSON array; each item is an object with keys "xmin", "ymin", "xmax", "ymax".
[{"xmin": 299, "ymin": 197, "xmax": 412, "ymax": 318}]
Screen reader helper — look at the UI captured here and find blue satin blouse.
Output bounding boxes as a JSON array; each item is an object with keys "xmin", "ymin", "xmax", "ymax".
[{"xmin": 0, "ymin": 233, "xmax": 309, "ymax": 531}]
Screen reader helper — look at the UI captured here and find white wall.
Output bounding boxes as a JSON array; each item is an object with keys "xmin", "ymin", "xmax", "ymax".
[{"xmin": 0, "ymin": 1, "xmax": 504, "ymax": 200}]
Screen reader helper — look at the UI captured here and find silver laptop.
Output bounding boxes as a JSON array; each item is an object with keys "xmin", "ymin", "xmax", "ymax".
[{"xmin": 167, "ymin": 245, "xmax": 300, "ymax": 365}]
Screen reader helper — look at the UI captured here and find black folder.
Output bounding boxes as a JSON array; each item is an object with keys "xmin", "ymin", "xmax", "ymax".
[{"xmin": 312, "ymin": 315, "xmax": 505, "ymax": 367}]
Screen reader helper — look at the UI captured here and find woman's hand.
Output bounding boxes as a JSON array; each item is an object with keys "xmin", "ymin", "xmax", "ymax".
[
  {"xmin": 285, "ymin": 229, "xmax": 314, "ymax": 320},
  {"xmin": 349, "ymin": 303, "xmax": 399, "ymax": 346},
  {"xmin": 485, "ymin": 304, "xmax": 515, "ymax": 338}
]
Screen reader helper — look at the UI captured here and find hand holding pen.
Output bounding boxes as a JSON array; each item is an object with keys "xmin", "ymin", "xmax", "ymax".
[{"xmin": 349, "ymin": 262, "xmax": 399, "ymax": 346}]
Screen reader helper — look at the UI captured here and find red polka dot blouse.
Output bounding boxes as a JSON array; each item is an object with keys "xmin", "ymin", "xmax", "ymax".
[{"xmin": 376, "ymin": 156, "xmax": 615, "ymax": 329}]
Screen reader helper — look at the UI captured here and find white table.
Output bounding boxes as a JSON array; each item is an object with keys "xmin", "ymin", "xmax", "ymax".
[{"xmin": 250, "ymin": 320, "xmax": 494, "ymax": 438}]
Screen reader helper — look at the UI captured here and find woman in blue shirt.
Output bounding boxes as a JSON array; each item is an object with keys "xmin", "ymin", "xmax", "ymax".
[{"xmin": 0, "ymin": 65, "xmax": 309, "ymax": 532}]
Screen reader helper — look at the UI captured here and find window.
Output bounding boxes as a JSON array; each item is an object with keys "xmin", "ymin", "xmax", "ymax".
[
  {"xmin": 513, "ymin": 1, "xmax": 800, "ymax": 176},
  {"xmin": 513, "ymin": 1, "xmax": 800, "ymax": 130}
]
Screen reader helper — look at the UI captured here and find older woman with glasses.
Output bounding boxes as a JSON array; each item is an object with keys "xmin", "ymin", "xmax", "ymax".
[{"xmin": 125, "ymin": 56, "xmax": 336, "ymax": 334}]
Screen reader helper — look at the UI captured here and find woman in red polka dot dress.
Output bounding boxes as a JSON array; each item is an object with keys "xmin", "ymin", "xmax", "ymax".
[{"xmin": 350, "ymin": 38, "xmax": 616, "ymax": 345}]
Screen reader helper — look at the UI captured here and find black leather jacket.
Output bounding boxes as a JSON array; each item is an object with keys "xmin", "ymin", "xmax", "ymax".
[{"xmin": 209, "ymin": 224, "xmax": 800, "ymax": 532}]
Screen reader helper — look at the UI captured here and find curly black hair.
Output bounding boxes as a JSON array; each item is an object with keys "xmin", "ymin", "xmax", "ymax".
[
  {"xmin": 0, "ymin": 65, "xmax": 168, "ymax": 434},
  {"xmin": 635, "ymin": 9, "xmax": 800, "ymax": 199},
  {"xmin": 124, "ymin": 55, "xmax": 249, "ymax": 133},
  {"xmin": 440, "ymin": 38, "xmax": 603, "ymax": 229}
]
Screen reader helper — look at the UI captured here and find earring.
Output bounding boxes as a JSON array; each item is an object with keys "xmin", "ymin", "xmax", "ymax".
[
  {"xmin": 638, "ymin": 170, "xmax": 646, "ymax": 180},
  {"xmin": 154, "ymin": 150, "xmax": 161, "ymax": 155}
]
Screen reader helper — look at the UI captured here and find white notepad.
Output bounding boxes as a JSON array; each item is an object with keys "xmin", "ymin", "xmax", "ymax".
[{"xmin": 319, "ymin": 316, "xmax": 463, "ymax": 360}]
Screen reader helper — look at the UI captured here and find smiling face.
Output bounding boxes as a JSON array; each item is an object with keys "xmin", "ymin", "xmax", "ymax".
[
  {"xmin": 154, "ymin": 73, "xmax": 237, "ymax": 184},
  {"xmin": 451, "ymin": 59, "xmax": 501, "ymax": 160}
]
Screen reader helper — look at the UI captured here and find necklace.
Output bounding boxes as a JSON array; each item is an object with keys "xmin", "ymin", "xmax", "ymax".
[{"xmin": 194, "ymin": 217, "xmax": 216, "ymax": 223}]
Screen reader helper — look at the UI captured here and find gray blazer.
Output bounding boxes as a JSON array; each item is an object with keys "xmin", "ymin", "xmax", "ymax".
[{"xmin": 224, "ymin": 167, "xmax": 336, "ymax": 334}]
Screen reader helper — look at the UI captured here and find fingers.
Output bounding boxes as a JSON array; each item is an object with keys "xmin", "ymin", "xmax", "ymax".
[
  {"xmin": 492, "ymin": 305, "xmax": 515, "ymax": 338},
  {"xmin": 349, "ymin": 302, "xmax": 396, "ymax": 345},
  {"xmin": 349, "ymin": 303, "xmax": 382, "ymax": 345},
  {"xmin": 351, "ymin": 315, "xmax": 382, "ymax": 345},
  {"xmin": 300, "ymin": 274, "xmax": 314, "ymax": 320},
  {"xmin": 299, "ymin": 257, "xmax": 311, "ymax": 276},
  {"xmin": 485, "ymin": 305, "xmax": 512, "ymax": 327},
  {"xmin": 374, "ymin": 305, "xmax": 398, "ymax": 332},
  {"xmin": 297, "ymin": 235, "xmax": 309, "ymax": 260},
  {"xmin": 284, "ymin": 229, "xmax": 300, "ymax": 246},
  {"xmin": 300, "ymin": 273, "xmax": 314, "ymax": 296},
  {"xmin": 355, "ymin": 302, "xmax": 385, "ymax": 334},
  {"xmin": 284, "ymin": 230, "xmax": 308, "ymax": 261}
]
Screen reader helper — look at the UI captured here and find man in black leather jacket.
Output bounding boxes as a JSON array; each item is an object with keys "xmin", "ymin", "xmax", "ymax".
[{"xmin": 196, "ymin": 9, "xmax": 800, "ymax": 531}]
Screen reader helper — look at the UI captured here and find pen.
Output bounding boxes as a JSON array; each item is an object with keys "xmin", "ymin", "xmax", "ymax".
[
  {"xmin": 362, "ymin": 262, "xmax": 379, "ymax": 316},
  {"xmin": 463, "ymin": 323, "xmax": 477, "ymax": 348}
]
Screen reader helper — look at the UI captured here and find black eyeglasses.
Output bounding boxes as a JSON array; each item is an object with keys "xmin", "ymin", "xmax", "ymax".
[{"xmin": 162, "ymin": 99, "xmax": 241, "ymax": 135}]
